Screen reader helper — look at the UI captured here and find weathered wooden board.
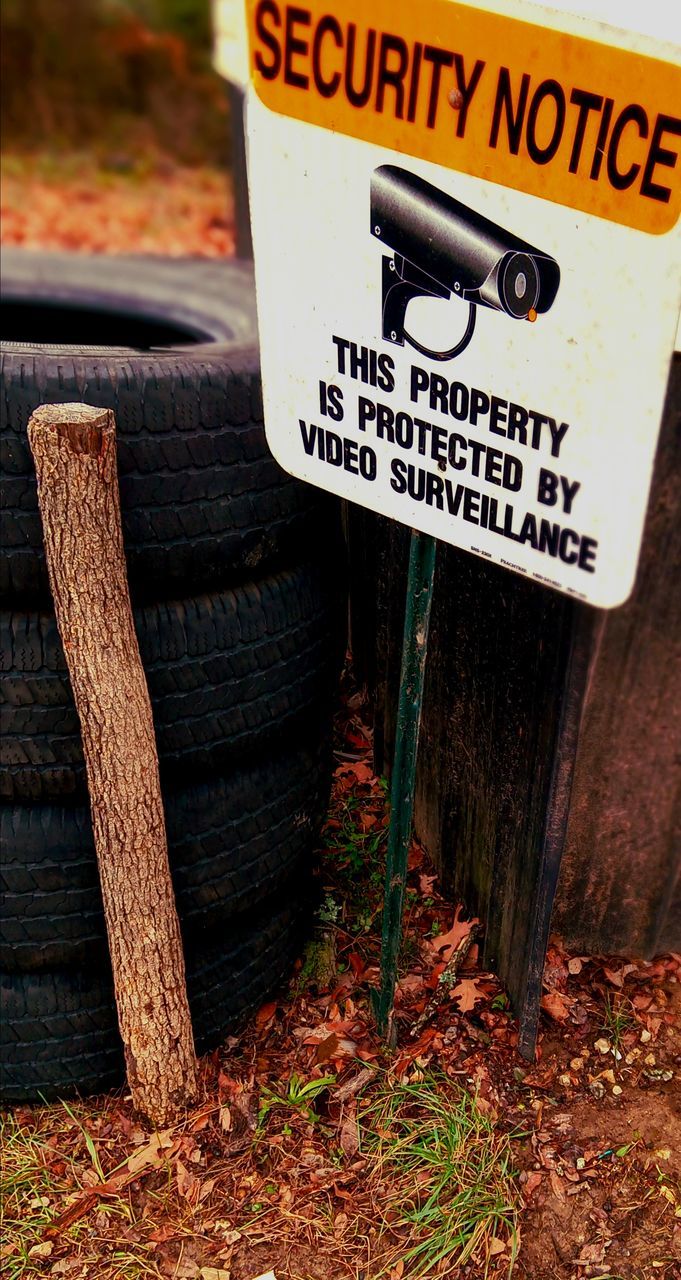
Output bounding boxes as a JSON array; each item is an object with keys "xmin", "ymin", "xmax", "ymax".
[
  {"xmin": 348, "ymin": 356, "xmax": 680, "ymax": 1041},
  {"xmin": 553, "ymin": 356, "xmax": 680, "ymax": 956}
]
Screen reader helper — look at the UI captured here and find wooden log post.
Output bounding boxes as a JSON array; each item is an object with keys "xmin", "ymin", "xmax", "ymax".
[{"xmin": 28, "ymin": 403, "xmax": 198, "ymax": 1126}]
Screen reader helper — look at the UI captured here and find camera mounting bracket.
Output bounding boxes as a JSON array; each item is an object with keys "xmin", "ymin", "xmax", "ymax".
[
  {"xmin": 381, "ymin": 254, "xmax": 477, "ymax": 362},
  {"xmin": 381, "ymin": 254, "xmax": 449, "ymax": 345}
]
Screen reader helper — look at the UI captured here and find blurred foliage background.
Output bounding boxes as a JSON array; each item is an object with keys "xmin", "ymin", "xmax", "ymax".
[{"xmin": 0, "ymin": 0, "xmax": 228, "ymax": 165}]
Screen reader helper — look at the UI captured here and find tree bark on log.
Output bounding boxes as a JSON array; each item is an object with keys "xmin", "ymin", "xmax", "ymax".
[{"xmin": 28, "ymin": 403, "xmax": 197, "ymax": 1126}]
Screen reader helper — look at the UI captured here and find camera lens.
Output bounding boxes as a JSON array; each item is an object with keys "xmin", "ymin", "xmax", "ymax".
[{"xmin": 499, "ymin": 253, "xmax": 539, "ymax": 318}]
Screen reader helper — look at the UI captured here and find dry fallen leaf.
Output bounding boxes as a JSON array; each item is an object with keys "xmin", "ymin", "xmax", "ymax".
[
  {"xmin": 301, "ymin": 1025, "xmax": 358, "ymax": 1057},
  {"xmin": 397, "ymin": 974, "xmax": 425, "ymax": 996},
  {"xmin": 575, "ymin": 1242, "xmax": 607, "ymax": 1264},
  {"xmin": 523, "ymin": 1171, "xmax": 544, "ymax": 1200},
  {"xmin": 209, "ymin": 1227, "xmax": 241, "ymax": 1247},
  {"xmin": 427, "ymin": 905, "xmax": 479, "ymax": 961},
  {"xmin": 161, "ymin": 1255, "xmax": 201, "ymax": 1279},
  {"xmin": 541, "ymin": 990, "xmax": 573, "ymax": 1022},
  {"xmin": 176, "ymin": 1159, "xmax": 201, "ymax": 1206},
  {"xmin": 347, "ymin": 952, "xmax": 366, "ymax": 979},
  {"xmin": 315, "ymin": 1033, "xmax": 341, "ymax": 1063},
  {"xmin": 255, "ymin": 1001, "xmax": 278, "ymax": 1028},
  {"xmin": 28, "ymin": 1242, "xmax": 53, "ymax": 1259},
  {"xmin": 450, "ymin": 978, "xmax": 485, "ymax": 1013},
  {"xmin": 335, "ymin": 761, "xmax": 375, "ymax": 784},
  {"xmin": 127, "ymin": 1130, "xmax": 175, "ymax": 1175},
  {"xmin": 339, "ymin": 1102, "xmax": 360, "ymax": 1157},
  {"xmin": 359, "ymin": 811, "xmax": 377, "ymax": 831}
]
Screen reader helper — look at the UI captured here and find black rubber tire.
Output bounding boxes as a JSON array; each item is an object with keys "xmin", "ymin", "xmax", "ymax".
[
  {"xmin": 1, "ymin": 561, "xmax": 342, "ymax": 801},
  {"xmin": 0, "ymin": 252, "xmax": 259, "ymax": 348},
  {"xmin": 0, "ymin": 896, "xmax": 306, "ymax": 1103},
  {"xmin": 0, "ymin": 252, "xmax": 323, "ymax": 604},
  {"xmin": 0, "ymin": 740, "xmax": 330, "ymax": 971}
]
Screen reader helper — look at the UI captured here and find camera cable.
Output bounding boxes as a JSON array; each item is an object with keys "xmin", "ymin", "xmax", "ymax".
[{"xmin": 402, "ymin": 301, "xmax": 477, "ymax": 362}]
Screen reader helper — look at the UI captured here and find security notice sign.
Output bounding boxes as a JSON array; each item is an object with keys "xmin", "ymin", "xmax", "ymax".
[{"xmin": 245, "ymin": 0, "xmax": 681, "ymax": 607}]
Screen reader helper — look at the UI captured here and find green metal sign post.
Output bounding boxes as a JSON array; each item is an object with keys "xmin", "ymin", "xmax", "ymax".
[{"xmin": 375, "ymin": 529, "xmax": 437, "ymax": 1042}]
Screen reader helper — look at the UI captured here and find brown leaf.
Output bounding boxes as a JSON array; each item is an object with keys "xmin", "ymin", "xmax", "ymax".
[
  {"xmin": 187, "ymin": 1108, "xmax": 212, "ymax": 1133},
  {"xmin": 632, "ymin": 994, "xmax": 654, "ymax": 1011},
  {"xmin": 335, "ymin": 761, "xmax": 375, "ymax": 784},
  {"xmin": 344, "ymin": 720, "xmax": 370, "ymax": 748},
  {"xmin": 396, "ymin": 973, "xmax": 425, "ymax": 997},
  {"xmin": 450, "ymin": 978, "xmax": 485, "ymax": 1013},
  {"xmin": 541, "ymin": 991, "xmax": 573, "ymax": 1022},
  {"xmin": 198, "ymin": 1178, "xmax": 217, "ymax": 1204},
  {"xmin": 300, "ymin": 1022, "xmax": 360, "ymax": 1058},
  {"xmin": 425, "ymin": 961, "xmax": 447, "ymax": 991},
  {"xmin": 255, "ymin": 1001, "xmax": 278, "ymax": 1028},
  {"xmin": 575, "ymin": 1242, "xmax": 606, "ymax": 1265},
  {"xmin": 358, "ymin": 811, "xmax": 377, "ymax": 831},
  {"xmin": 127, "ymin": 1130, "xmax": 175, "ymax": 1175},
  {"xmin": 339, "ymin": 1103, "xmax": 360, "ymax": 1157},
  {"xmin": 427, "ymin": 905, "xmax": 479, "ymax": 962},
  {"xmin": 407, "ymin": 843, "xmax": 425, "ymax": 870},
  {"xmin": 159, "ymin": 1252, "xmax": 201, "ymax": 1279},
  {"xmin": 218, "ymin": 1071, "xmax": 240, "ymax": 1097},
  {"xmin": 149, "ymin": 1225, "xmax": 178, "ymax": 1244},
  {"xmin": 176, "ymin": 1159, "xmax": 201, "ymax": 1206},
  {"xmin": 315, "ymin": 1033, "xmax": 341, "ymax": 1063},
  {"xmin": 28, "ymin": 1242, "xmax": 53, "ymax": 1259},
  {"xmin": 522, "ymin": 1066, "xmax": 557, "ymax": 1090},
  {"xmin": 393, "ymin": 1027, "xmax": 438, "ymax": 1076},
  {"xmin": 523, "ymin": 1171, "xmax": 544, "ymax": 1200}
]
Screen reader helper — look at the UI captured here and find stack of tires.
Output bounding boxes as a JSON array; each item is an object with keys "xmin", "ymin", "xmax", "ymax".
[{"xmin": 1, "ymin": 253, "xmax": 344, "ymax": 1103}]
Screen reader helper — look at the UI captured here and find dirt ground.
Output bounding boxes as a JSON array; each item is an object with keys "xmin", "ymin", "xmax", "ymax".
[
  {"xmin": 1, "ymin": 152, "xmax": 233, "ymax": 256},
  {"xmin": 3, "ymin": 689, "xmax": 679, "ymax": 1280},
  {"xmin": 514, "ymin": 991, "xmax": 681, "ymax": 1279}
]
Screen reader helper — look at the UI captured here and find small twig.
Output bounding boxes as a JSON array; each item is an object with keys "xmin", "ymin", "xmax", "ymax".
[
  {"xmin": 334, "ymin": 1066, "xmax": 376, "ymax": 1103},
  {"xmin": 409, "ymin": 925, "xmax": 480, "ymax": 1039}
]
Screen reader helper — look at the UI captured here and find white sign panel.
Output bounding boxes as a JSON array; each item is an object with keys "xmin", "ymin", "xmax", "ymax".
[{"xmin": 245, "ymin": 0, "xmax": 681, "ymax": 607}]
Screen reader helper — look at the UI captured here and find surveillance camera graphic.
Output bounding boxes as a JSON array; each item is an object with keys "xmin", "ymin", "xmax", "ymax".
[{"xmin": 371, "ymin": 165, "xmax": 560, "ymax": 361}]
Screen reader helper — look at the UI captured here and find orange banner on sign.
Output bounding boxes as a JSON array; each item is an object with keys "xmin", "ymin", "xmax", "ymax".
[{"xmin": 246, "ymin": 0, "xmax": 681, "ymax": 235}]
